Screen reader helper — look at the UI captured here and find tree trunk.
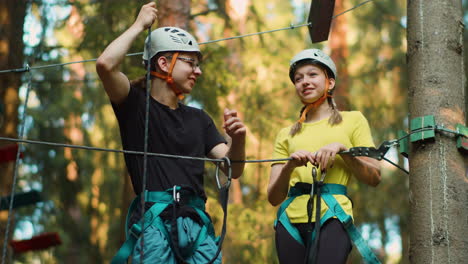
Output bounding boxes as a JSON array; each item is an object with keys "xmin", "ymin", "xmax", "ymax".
[
  {"xmin": 329, "ymin": 0, "xmax": 350, "ymax": 110},
  {"xmin": 0, "ymin": 0, "xmax": 27, "ymax": 262},
  {"xmin": 219, "ymin": 0, "xmax": 251, "ymax": 205},
  {"xmin": 157, "ymin": 0, "xmax": 191, "ymax": 29},
  {"xmin": 407, "ymin": 0, "xmax": 468, "ymax": 263}
]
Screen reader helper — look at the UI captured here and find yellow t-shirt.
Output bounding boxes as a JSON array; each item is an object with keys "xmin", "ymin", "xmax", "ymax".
[{"xmin": 272, "ymin": 111, "xmax": 375, "ymax": 223}]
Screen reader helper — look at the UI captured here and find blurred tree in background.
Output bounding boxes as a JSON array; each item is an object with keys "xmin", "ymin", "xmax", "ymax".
[{"xmin": 0, "ymin": 0, "xmax": 27, "ymax": 261}]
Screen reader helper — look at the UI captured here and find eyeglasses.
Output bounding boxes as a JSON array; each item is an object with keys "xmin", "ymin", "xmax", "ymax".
[{"xmin": 167, "ymin": 56, "xmax": 201, "ymax": 71}]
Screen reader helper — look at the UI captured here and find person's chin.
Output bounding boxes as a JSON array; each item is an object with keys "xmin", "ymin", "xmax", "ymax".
[
  {"xmin": 301, "ymin": 96, "xmax": 320, "ymax": 104},
  {"xmin": 182, "ymin": 86, "xmax": 193, "ymax": 94}
]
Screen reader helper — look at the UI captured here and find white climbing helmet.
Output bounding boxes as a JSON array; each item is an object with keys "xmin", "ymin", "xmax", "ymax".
[
  {"xmin": 142, "ymin": 27, "xmax": 201, "ymax": 60},
  {"xmin": 289, "ymin": 49, "xmax": 337, "ymax": 82}
]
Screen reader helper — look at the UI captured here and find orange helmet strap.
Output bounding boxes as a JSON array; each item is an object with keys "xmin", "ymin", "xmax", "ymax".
[
  {"xmin": 298, "ymin": 71, "xmax": 333, "ymax": 124},
  {"xmin": 150, "ymin": 52, "xmax": 185, "ymax": 100}
]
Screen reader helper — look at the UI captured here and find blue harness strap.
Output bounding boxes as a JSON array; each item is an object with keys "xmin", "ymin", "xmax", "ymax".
[
  {"xmin": 111, "ymin": 187, "xmax": 214, "ymax": 264},
  {"xmin": 275, "ymin": 183, "xmax": 381, "ymax": 264},
  {"xmin": 320, "ymin": 193, "xmax": 381, "ymax": 264},
  {"xmin": 275, "ymin": 183, "xmax": 346, "ymax": 245}
]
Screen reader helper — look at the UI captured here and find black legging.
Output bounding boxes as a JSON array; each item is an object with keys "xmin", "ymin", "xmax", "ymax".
[{"xmin": 275, "ymin": 219, "xmax": 352, "ymax": 264}]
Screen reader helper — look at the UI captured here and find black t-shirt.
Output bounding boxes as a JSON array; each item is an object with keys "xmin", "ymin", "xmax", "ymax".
[{"xmin": 112, "ymin": 85, "xmax": 226, "ymax": 201}]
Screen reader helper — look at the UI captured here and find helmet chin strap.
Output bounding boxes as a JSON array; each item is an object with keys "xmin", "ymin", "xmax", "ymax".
[
  {"xmin": 298, "ymin": 71, "xmax": 332, "ymax": 124},
  {"xmin": 150, "ymin": 52, "xmax": 185, "ymax": 100}
]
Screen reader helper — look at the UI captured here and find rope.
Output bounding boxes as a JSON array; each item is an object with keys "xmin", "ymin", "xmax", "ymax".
[
  {"xmin": 333, "ymin": 0, "xmax": 376, "ymax": 18},
  {"xmin": 137, "ymin": 26, "xmax": 153, "ymax": 264},
  {"xmin": 1, "ymin": 68, "xmax": 33, "ymax": 264},
  {"xmin": 0, "ymin": 0, "xmax": 378, "ymax": 75},
  {"xmin": 0, "ymin": 136, "xmax": 224, "ymax": 162},
  {"xmin": 0, "ymin": 126, "xmax": 462, "ymax": 169},
  {"xmin": 207, "ymin": 157, "xmax": 232, "ymax": 264},
  {"xmin": 382, "ymin": 157, "xmax": 408, "ymax": 174}
]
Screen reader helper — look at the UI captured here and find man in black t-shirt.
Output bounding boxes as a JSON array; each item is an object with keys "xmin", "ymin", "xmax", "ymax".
[{"xmin": 96, "ymin": 3, "xmax": 246, "ymax": 264}]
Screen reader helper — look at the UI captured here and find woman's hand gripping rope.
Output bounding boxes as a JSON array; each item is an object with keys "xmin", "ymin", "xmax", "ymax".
[
  {"xmin": 313, "ymin": 142, "xmax": 347, "ymax": 172},
  {"xmin": 288, "ymin": 143, "xmax": 347, "ymax": 173}
]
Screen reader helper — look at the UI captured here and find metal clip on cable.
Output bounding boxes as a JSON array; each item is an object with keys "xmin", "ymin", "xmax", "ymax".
[
  {"xmin": 215, "ymin": 157, "xmax": 232, "ymax": 190},
  {"xmin": 172, "ymin": 185, "xmax": 180, "ymax": 203},
  {"xmin": 305, "ymin": 166, "xmax": 325, "ymax": 264},
  {"xmin": 310, "ymin": 167, "xmax": 317, "ymax": 197},
  {"xmin": 340, "ymin": 140, "xmax": 396, "ymax": 160},
  {"xmin": 339, "ymin": 140, "xmax": 409, "ymax": 174},
  {"xmin": 319, "ymin": 170, "xmax": 327, "ymax": 183}
]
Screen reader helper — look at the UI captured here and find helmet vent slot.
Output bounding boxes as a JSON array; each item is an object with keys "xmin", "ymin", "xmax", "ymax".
[{"xmin": 170, "ymin": 36, "xmax": 183, "ymax": 43}]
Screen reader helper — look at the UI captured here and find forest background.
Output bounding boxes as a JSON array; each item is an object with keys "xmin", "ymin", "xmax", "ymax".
[{"xmin": 0, "ymin": 0, "xmax": 466, "ymax": 263}]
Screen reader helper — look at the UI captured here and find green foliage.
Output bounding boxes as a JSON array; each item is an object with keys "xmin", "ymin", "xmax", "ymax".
[
  {"xmin": 10, "ymin": 0, "xmax": 417, "ymax": 263},
  {"xmin": 190, "ymin": 44, "xmax": 235, "ymax": 116},
  {"xmin": 342, "ymin": 1, "xmax": 409, "ymax": 262},
  {"xmin": 12, "ymin": 1, "xmax": 126, "ymax": 262}
]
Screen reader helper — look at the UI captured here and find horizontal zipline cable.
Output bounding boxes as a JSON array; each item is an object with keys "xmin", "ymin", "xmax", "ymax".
[
  {"xmin": 0, "ymin": 127, "xmax": 457, "ymax": 167},
  {"xmin": 0, "ymin": 136, "xmax": 224, "ymax": 163},
  {"xmin": 0, "ymin": 135, "xmax": 290, "ymax": 163},
  {"xmin": 0, "ymin": 0, "xmax": 376, "ymax": 74}
]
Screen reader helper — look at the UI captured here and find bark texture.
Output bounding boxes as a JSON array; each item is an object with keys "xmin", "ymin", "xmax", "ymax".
[{"xmin": 407, "ymin": 0, "xmax": 468, "ymax": 263}]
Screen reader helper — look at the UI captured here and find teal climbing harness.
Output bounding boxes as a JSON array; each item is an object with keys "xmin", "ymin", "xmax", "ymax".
[
  {"xmin": 274, "ymin": 167, "xmax": 381, "ymax": 264},
  {"xmin": 112, "ymin": 186, "xmax": 219, "ymax": 264},
  {"xmin": 112, "ymin": 158, "xmax": 232, "ymax": 264}
]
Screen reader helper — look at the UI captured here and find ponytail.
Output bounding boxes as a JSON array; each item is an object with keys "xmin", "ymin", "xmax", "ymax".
[
  {"xmin": 289, "ymin": 106, "xmax": 306, "ymax": 136},
  {"xmin": 327, "ymin": 96, "xmax": 342, "ymax": 125}
]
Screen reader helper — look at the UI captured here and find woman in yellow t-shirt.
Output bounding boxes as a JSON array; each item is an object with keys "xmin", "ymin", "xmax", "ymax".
[{"xmin": 268, "ymin": 49, "xmax": 381, "ymax": 264}]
